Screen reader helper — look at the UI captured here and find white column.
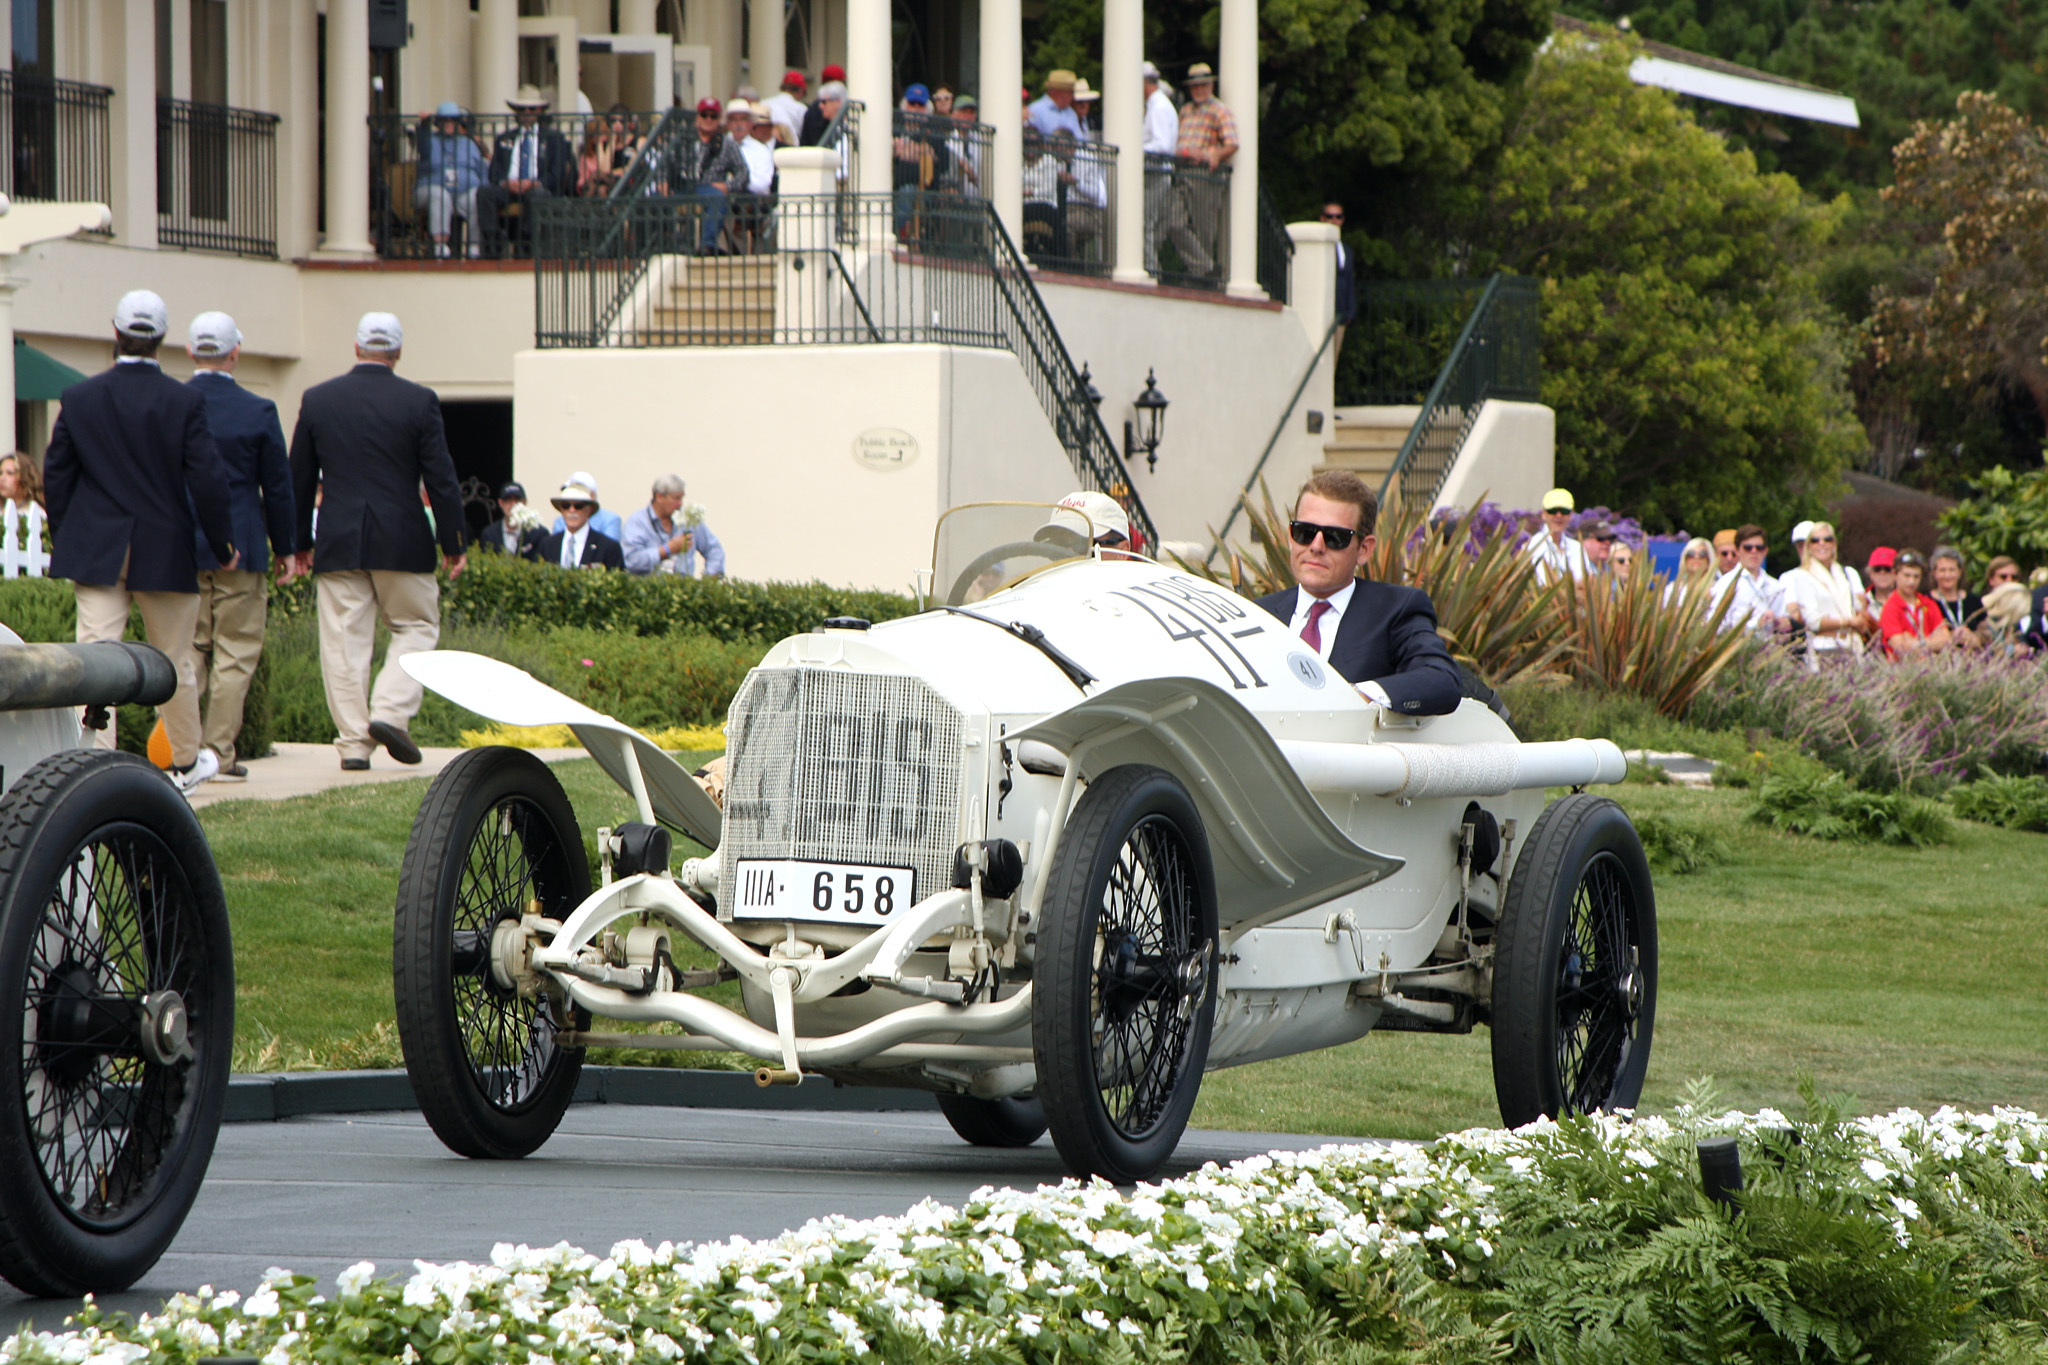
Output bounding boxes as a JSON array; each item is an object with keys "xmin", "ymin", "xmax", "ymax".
[
  {"xmin": 617, "ymin": 0, "xmax": 659, "ymax": 33},
  {"xmin": 1102, "ymin": 0, "xmax": 1146, "ymax": 284},
  {"xmin": 750, "ymin": 0, "xmax": 786, "ymax": 100},
  {"xmin": 1220, "ymin": 0, "xmax": 1260, "ymax": 298},
  {"xmin": 166, "ymin": 0, "xmax": 192, "ymax": 99},
  {"xmin": 980, "ymin": 0, "xmax": 1021, "ymax": 245},
  {"xmin": 284, "ymin": 0, "xmax": 321, "ymax": 259},
  {"xmin": 0, "ymin": 280, "xmax": 17, "ymax": 457},
  {"xmin": 473, "ymin": 0, "xmax": 518, "ymax": 115},
  {"xmin": 319, "ymin": 0, "xmax": 373, "ymax": 256},
  {"xmin": 1286, "ymin": 220, "xmax": 1335, "ymax": 340},
  {"xmin": 109, "ymin": 0, "xmax": 157, "ymax": 249},
  {"xmin": 846, "ymin": 0, "xmax": 890, "ymax": 196}
]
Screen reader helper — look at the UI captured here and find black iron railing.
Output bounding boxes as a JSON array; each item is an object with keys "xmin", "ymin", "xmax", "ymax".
[
  {"xmin": 532, "ymin": 190, "xmax": 1156, "ymax": 545},
  {"xmin": 1148, "ymin": 156, "xmax": 1229, "ymax": 290},
  {"xmin": 1348, "ymin": 278, "xmax": 1494, "ymax": 405},
  {"xmin": 1020, "ymin": 131, "xmax": 1116, "ymax": 277},
  {"xmin": 1379, "ymin": 273, "xmax": 1542, "ymax": 510},
  {"xmin": 1257, "ymin": 184, "xmax": 1292, "ymax": 304},
  {"xmin": 156, "ymin": 98, "xmax": 279, "ymax": 257},
  {"xmin": 369, "ymin": 109, "xmax": 667, "ymax": 259},
  {"xmin": 2, "ymin": 72, "xmax": 113, "ymax": 225}
]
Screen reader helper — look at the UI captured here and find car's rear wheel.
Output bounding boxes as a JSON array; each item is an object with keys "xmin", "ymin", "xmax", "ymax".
[
  {"xmin": 1034, "ymin": 765, "xmax": 1216, "ymax": 1182},
  {"xmin": 1491, "ymin": 793, "xmax": 1657, "ymax": 1128},
  {"xmin": 394, "ymin": 747, "xmax": 589, "ymax": 1159},
  {"xmin": 936, "ymin": 1093, "xmax": 1047, "ymax": 1147}
]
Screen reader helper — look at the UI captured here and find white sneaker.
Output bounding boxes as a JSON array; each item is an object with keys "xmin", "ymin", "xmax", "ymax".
[
  {"xmin": 170, "ymin": 748, "xmax": 220, "ymax": 794},
  {"xmin": 434, "ymin": 242, "xmax": 451, "ymax": 259}
]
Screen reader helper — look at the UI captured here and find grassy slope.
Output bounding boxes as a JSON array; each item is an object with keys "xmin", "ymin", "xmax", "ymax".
[{"xmin": 203, "ymin": 761, "xmax": 2048, "ymax": 1138}]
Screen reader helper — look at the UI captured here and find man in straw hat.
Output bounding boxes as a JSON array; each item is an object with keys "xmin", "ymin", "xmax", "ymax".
[
  {"xmin": 478, "ymin": 85, "xmax": 573, "ymax": 258},
  {"xmin": 45, "ymin": 290, "xmax": 239, "ymax": 793},
  {"xmin": 1027, "ymin": 69, "xmax": 1087, "ymax": 141},
  {"xmin": 1160, "ymin": 61, "xmax": 1236, "ymax": 282},
  {"xmin": 288, "ymin": 312, "xmax": 467, "ymax": 771}
]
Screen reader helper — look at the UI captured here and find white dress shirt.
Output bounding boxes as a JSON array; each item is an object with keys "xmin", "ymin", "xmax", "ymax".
[
  {"xmin": 1284, "ymin": 580, "xmax": 1393, "ymax": 705},
  {"xmin": 1527, "ymin": 531, "xmax": 1588, "ymax": 584},
  {"xmin": 1143, "ymin": 88, "xmax": 1179, "ymax": 155},
  {"xmin": 1713, "ymin": 565, "xmax": 1787, "ymax": 635},
  {"xmin": 740, "ymin": 136, "xmax": 776, "ymax": 194},
  {"xmin": 1782, "ymin": 562, "xmax": 1865, "ymax": 656},
  {"xmin": 559, "ymin": 525, "xmax": 589, "ymax": 568}
]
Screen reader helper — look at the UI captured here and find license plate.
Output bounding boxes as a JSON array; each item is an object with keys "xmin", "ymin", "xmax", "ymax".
[{"xmin": 731, "ymin": 859, "xmax": 916, "ymax": 924}]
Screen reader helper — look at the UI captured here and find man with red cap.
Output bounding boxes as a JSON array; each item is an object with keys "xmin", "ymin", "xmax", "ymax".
[
  {"xmin": 802, "ymin": 66, "xmax": 848, "ymax": 144},
  {"xmin": 675, "ymin": 96, "xmax": 749, "ymax": 253},
  {"xmin": 768, "ymin": 70, "xmax": 807, "ymax": 145}
]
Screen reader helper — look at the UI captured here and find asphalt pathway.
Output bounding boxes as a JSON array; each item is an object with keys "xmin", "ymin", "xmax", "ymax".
[{"xmin": 2, "ymin": 1104, "xmax": 1363, "ymax": 1339}]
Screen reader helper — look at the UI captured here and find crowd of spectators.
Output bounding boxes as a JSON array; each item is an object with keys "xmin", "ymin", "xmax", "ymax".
[
  {"xmin": 1523, "ymin": 486, "xmax": 2048, "ymax": 665},
  {"xmin": 401, "ymin": 58, "xmax": 1246, "ymax": 279}
]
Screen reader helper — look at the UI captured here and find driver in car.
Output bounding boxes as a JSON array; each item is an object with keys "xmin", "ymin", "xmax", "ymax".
[
  {"xmin": 1256, "ymin": 471, "xmax": 1463, "ymax": 716},
  {"xmin": 1039, "ymin": 490, "xmax": 1136, "ymax": 559}
]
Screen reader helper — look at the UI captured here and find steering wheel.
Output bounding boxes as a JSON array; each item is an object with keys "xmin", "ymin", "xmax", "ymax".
[{"xmin": 946, "ymin": 537, "xmax": 1086, "ymax": 605}]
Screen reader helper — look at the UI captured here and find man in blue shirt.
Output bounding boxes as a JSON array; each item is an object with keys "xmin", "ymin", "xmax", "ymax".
[
  {"xmin": 186, "ymin": 310, "xmax": 295, "ymax": 779},
  {"xmin": 1026, "ymin": 70, "xmax": 1087, "ymax": 141},
  {"xmin": 621, "ymin": 473, "xmax": 725, "ymax": 577}
]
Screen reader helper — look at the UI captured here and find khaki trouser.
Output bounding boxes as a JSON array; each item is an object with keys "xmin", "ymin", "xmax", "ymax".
[
  {"xmin": 194, "ymin": 568, "xmax": 268, "ymax": 767},
  {"xmin": 74, "ymin": 557, "xmax": 203, "ymax": 768},
  {"xmin": 316, "ymin": 569, "xmax": 439, "ymax": 762},
  {"xmin": 1162, "ymin": 176, "xmax": 1224, "ymax": 281}
]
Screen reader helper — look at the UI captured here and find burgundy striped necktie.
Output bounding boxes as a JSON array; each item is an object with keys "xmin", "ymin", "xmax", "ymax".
[{"xmin": 1301, "ymin": 599, "xmax": 1331, "ymax": 653}]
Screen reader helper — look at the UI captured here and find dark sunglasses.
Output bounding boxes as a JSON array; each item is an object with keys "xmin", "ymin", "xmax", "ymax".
[
  {"xmin": 1289, "ymin": 520, "xmax": 1358, "ymax": 551},
  {"xmin": 697, "ymin": 111, "xmax": 721, "ymax": 119},
  {"xmin": 1739, "ymin": 542, "xmax": 1767, "ymax": 553},
  {"xmin": 555, "ymin": 500, "xmax": 594, "ymax": 511},
  {"xmin": 1592, "ymin": 532, "xmax": 1617, "ymax": 542},
  {"xmin": 1320, "ymin": 212, "xmax": 1343, "ymax": 222}
]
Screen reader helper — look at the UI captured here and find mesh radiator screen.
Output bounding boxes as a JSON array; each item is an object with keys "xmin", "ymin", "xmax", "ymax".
[{"xmin": 719, "ymin": 668, "xmax": 968, "ymax": 916}]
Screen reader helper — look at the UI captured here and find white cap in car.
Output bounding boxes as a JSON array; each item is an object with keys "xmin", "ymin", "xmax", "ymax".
[
  {"xmin": 187, "ymin": 311, "xmax": 242, "ymax": 357},
  {"xmin": 1045, "ymin": 490, "xmax": 1129, "ymax": 544},
  {"xmin": 356, "ymin": 311, "xmax": 404, "ymax": 353},
  {"xmin": 113, "ymin": 290, "xmax": 169, "ymax": 340}
]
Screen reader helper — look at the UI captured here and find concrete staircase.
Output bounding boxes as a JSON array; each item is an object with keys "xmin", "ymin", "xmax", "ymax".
[
  {"xmin": 645, "ymin": 255, "xmax": 776, "ymax": 344},
  {"xmin": 1316, "ymin": 406, "xmax": 1419, "ymax": 485}
]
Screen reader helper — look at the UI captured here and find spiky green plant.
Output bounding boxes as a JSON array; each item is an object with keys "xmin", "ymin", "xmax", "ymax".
[{"xmin": 1567, "ymin": 563, "xmax": 1755, "ymax": 716}]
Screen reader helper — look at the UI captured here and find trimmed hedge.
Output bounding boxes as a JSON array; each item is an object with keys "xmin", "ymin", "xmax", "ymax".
[{"xmin": 439, "ymin": 555, "xmax": 918, "ymax": 640}]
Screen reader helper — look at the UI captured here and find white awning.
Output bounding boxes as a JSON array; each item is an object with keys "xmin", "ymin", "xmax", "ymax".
[{"xmin": 1629, "ymin": 55, "xmax": 1861, "ymax": 128}]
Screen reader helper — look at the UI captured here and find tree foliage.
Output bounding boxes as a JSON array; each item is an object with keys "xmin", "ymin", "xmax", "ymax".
[{"xmin": 1447, "ymin": 39, "xmax": 1863, "ymax": 531}]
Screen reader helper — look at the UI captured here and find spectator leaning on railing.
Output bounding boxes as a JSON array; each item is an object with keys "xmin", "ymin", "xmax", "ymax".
[
  {"xmin": 676, "ymin": 98, "xmax": 751, "ymax": 253},
  {"xmin": 478, "ymin": 86, "xmax": 574, "ymax": 258},
  {"xmin": 1027, "ymin": 69, "xmax": 1087, "ymax": 141},
  {"xmin": 801, "ymin": 67, "xmax": 847, "ymax": 146},
  {"xmin": 1141, "ymin": 61, "xmax": 1178, "ymax": 274},
  {"xmin": 1163, "ymin": 62, "xmax": 1236, "ymax": 283},
  {"xmin": 768, "ymin": 70, "xmax": 807, "ymax": 146}
]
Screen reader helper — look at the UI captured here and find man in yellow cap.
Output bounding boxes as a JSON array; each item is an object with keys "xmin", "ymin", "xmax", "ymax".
[{"xmin": 1529, "ymin": 487, "xmax": 1588, "ymax": 584}]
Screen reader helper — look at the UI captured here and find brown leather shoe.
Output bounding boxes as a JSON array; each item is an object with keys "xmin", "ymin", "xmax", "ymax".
[
  {"xmin": 368, "ymin": 721, "xmax": 422, "ymax": 765},
  {"xmin": 340, "ymin": 757, "xmax": 370, "ymax": 772}
]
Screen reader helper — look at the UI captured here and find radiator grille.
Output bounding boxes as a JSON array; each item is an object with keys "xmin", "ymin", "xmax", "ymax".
[{"xmin": 719, "ymin": 668, "xmax": 968, "ymax": 917}]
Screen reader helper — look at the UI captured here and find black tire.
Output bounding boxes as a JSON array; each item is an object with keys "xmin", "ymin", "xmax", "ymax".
[
  {"xmin": 0, "ymin": 750, "xmax": 232, "ymax": 1296},
  {"xmin": 936, "ymin": 1092, "xmax": 1047, "ymax": 1147},
  {"xmin": 1491, "ymin": 793, "xmax": 1657, "ymax": 1128},
  {"xmin": 394, "ymin": 747, "xmax": 589, "ymax": 1159},
  {"xmin": 1034, "ymin": 765, "xmax": 1218, "ymax": 1182}
]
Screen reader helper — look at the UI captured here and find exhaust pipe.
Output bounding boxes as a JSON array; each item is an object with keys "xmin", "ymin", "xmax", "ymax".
[
  {"xmin": 0, "ymin": 642, "xmax": 176, "ymax": 713},
  {"xmin": 1278, "ymin": 737, "xmax": 1627, "ymax": 800}
]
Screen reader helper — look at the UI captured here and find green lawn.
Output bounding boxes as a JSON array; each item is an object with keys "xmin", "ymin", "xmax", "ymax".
[{"xmin": 199, "ymin": 764, "xmax": 2048, "ymax": 1138}]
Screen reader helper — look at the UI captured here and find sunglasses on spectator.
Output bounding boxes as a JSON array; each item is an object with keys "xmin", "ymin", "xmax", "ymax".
[
  {"xmin": 1683, "ymin": 550, "xmax": 1709, "ymax": 560},
  {"xmin": 1320, "ymin": 211, "xmax": 1344, "ymax": 222},
  {"xmin": 1289, "ymin": 520, "xmax": 1358, "ymax": 550},
  {"xmin": 554, "ymin": 500, "xmax": 594, "ymax": 511},
  {"xmin": 697, "ymin": 111, "xmax": 720, "ymax": 120},
  {"xmin": 1808, "ymin": 534, "xmax": 1835, "ymax": 543},
  {"xmin": 1991, "ymin": 570, "xmax": 2020, "ymax": 582},
  {"xmin": 1739, "ymin": 541, "xmax": 1767, "ymax": 553},
  {"xmin": 1592, "ymin": 532, "xmax": 1617, "ymax": 542}
]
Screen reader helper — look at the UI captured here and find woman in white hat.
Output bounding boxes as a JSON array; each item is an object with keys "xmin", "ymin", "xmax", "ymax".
[{"xmin": 1780, "ymin": 520, "xmax": 1867, "ymax": 666}]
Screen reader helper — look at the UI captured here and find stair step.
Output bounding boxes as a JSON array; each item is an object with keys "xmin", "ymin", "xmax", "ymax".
[{"xmin": 1317, "ymin": 447, "xmax": 1399, "ymax": 476}]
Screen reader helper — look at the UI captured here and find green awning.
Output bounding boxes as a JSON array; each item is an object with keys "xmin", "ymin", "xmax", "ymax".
[{"xmin": 15, "ymin": 338, "xmax": 86, "ymax": 402}]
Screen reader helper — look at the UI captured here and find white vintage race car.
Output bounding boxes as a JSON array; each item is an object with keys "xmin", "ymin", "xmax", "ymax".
[{"xmin": 393, "ymin": 503, "xmax": 1655, "ymax": 1181}]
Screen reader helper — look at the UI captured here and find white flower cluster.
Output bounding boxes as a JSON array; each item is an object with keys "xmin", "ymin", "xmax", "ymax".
[{"xmin": 4, "ymin": 1105, "xmax": 2044, "ymax": 1365}]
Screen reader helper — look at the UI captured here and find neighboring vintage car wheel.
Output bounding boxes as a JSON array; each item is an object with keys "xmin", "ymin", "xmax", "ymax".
[
  {"xmin": 936, "ymin": 1092, "xmax": 1047, "ymax": 1147},
  {"xmin": 1491, "ymin": 793, "xmax": 1657, "ymax": 1128},
  {"xmin": 1034, "ymin": 764, "xmax": 1217, "ymax": 1181},
  {"xmin": 394, "ymin": 747, "xmax": 589, "ymax": 1159},
  {"xmin": 0, "ymin": 751, "xmax": 233, "ymax": 1296}
]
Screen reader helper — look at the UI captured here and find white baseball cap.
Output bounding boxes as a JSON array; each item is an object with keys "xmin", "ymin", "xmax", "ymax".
[
  {"xmin": 187, "ymin": 310, "xmax": 242, "ymax": 357},
  {"xmin": 1045, "ymin": 490, "xmax": 1129, "ymax": 545},
  {"xmin": 114, "ymin": 289, "xmax": 169, "ymax": 340},
  {"xmin": 566, "ymin": 470, "xmax": 600, "ymax": 500},
  {"xmin": 355, "ymin": 311, "xmax": 404, "ymax": 353},
  {"xmin": 1791, "ymin": 519, "xmax": 1814, "ymax": 548}
]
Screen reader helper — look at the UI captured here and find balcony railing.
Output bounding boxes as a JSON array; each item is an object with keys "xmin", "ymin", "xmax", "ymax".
[
  {"xmin": 1146, "ymin": 154, "xmax": 1228, "ymax": 291},
  {"xmin": 2, "ymin": 72, "xmax": 113, "ymax": 226},
  {"xmin": 370, "ymin": 109, "xmax": 667, "ymax": 259},
  {"xmin": 532, "ymin": 190, "xmax": 1158, "ymax": 546},
  {"xmin": 1020, "ymin": 131, "xmax": 1116, "ymax": 277},
  {"xmin": 156, "ymin": 98, "xmax": 279, "ymax": 257},
  {"xmin": 1378, "ymin": 274, "xmax": 1542, "ymax": 509}
]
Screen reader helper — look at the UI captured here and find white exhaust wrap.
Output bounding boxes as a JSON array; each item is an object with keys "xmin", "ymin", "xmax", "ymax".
[{"xmin": 1278, "ymin": 737, "xmax": 1627, "ymax": 799}]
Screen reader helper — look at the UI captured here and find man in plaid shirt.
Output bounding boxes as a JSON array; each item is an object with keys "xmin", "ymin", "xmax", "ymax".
[
  {"xmin": 1163, "ymin": 62, "xmax": 1236, "ymax": 283},
  {"xmin": 675, "ymin": 97, "xmax": 751, "ymax": 253}
]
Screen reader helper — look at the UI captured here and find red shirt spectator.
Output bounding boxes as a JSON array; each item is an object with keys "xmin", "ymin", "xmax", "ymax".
[{"xmin": 1879, "ymin": 551, "xmax": 1950, "ymax": 657}]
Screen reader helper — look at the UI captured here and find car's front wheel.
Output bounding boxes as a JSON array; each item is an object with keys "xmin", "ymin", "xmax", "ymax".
[{"xmin": 1034, "ymin": 764, "xmax": 1217, "ymax": 1182}]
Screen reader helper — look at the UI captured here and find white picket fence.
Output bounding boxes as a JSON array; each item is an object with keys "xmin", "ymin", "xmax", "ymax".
[{"xmin": 1, "ymin": 502, "xmax": 49, "ymax": 579}]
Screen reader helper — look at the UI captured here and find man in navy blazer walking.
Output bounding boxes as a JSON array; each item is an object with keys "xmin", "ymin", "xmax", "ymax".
[
  {"xmin": 287, "ymin": 312, "xmax": 467, "ymax": 770},
  {"xmin": 185, "ymin": 311, "xmax": 295, "ymax": 779},
  {"xmin": 45, "ymin": 289, "xmax": 239, "ymax": 791},
  {"xmin": 1254, "ymin": 470, "xmax": 1462, "ymax": 716}
]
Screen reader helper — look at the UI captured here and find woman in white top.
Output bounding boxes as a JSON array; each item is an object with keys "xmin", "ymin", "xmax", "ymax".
[
  {"xmin": 1662, "ymin": 536, "xmax": 1716, "ymax": 612},
  {"xmin": 1780, "ymin": 520, "xmax": 1866, "ymax": 665}
]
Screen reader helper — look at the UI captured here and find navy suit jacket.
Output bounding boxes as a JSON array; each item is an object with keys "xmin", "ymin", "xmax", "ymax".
[
  {"xmin": 1334, "ymin": 242, "xmax": 1356, "ymax": 325},
  {"xmin": 1256, "ymin": 580, "xmax": 1464, "ymax": 716},
  {"xmin": 188, "ymin": 371, "xmax": 294, "ymax": 574},
  {"xmin": 291, "ymin": 363, "xmax": 466, "ymax": 574},
  {"xmin": 45, "ymin": 362, "xmax": 236, "ymax": 592},
  {"xmin": 538, "ymin": 528, "xmax": 624, "ymax": 571}
]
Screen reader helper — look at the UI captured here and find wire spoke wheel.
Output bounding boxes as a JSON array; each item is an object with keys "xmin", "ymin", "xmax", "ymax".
[
  {"xmin": 395, "ymin": 748, "xmax": 589, "ymax": 1159},
  {"xmin": 0, "ymin": 752, "xmax": 232, "ymax": 1296},
  {"xmin": 1036, "ymin": 765, "xmax": 1217, "ymax": 1182},
  {"xmin": 1491, "ymin": 794, "xmax": 1656, "ymax": 1129}
]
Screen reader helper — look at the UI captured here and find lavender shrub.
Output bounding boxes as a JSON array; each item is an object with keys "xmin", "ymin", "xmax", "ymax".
[{"xmin": 1691, "ymin": 648, "xmax": 2048, "ymax": 793}]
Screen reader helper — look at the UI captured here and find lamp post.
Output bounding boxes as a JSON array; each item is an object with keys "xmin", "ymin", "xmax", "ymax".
[{"xmin": 1125, "ymin": 369, "xmax": 1169, "ymax": 472}]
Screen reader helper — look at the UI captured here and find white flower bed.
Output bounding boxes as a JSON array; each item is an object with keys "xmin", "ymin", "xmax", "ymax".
[{"xmin": 5, "ymin": 1105, "xmax": 2045, "ymax": 1365}]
